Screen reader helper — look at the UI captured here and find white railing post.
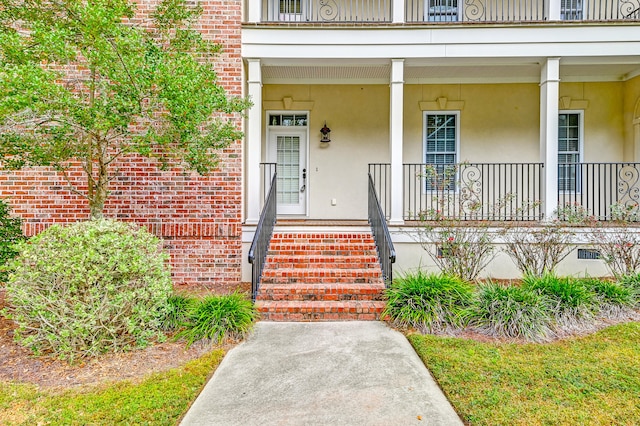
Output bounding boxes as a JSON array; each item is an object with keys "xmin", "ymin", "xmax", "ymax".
[
  {"xmin": 547, "ymin": 0, "xmax": 561, "ymax": 20},
  {"xmin": 390, "ymin": 59, "xmax": 405, "ymax": 225},
  {"xmin": 540, "ymin": 57, "xmax": 560, "ymax": 220},
  {"xmin": 247, "ymin": 0, "xmax": 261, "ymax": 23},
  {"xmin": 392, "ymin": 0, "xmax": 406, "ymax": 23},
  {"xmin": 246, "ymin": 59, "xmax": 263, "ymax": 224}
]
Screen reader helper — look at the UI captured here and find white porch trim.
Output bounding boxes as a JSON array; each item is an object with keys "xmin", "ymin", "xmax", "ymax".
[
  {"xmin": 390, "ymin": 59, "xmax": 405, "ymax": 225},
  {"xmin": 540, "ymin": 57, "xmax": 561, "ymax": 220},
  {"xmin": 246, "ymin": 59, "xmax": 263, "ymax": 224}
]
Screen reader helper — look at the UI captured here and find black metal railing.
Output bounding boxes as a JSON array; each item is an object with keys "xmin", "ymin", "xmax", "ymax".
[
  {"xmin": 248, "ymin": 172, "xmax": 277, "ymax": 301},
  {"xmin": 406, "ymin": 0, "xmax": 640, "ymax": 22},
  {"xmin": 263, "ymin": 0, "xmax": 391, "ymax": 22},
  {"xmin": 368, "ymin": 163, "xmax": 391, "ymax": 220},
  {"xmin": 404, "ymin": 163, "xmax": 543, "ymax": 221},
  {"xmin": 557, "ymin": 163, "xmax": 640, "ymax": 221},
  {"xmin": 368, "ymin": 172, "xmax": 396, "ymax": 285},
  {"xmin": 260, "ymin": 162, "xmax": 277, "ymax": 208}
]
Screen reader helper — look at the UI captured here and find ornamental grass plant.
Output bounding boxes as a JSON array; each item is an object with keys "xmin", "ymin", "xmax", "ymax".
[
  {"xmin": 383, "ymin": 271, "xmax": 474, "ymax": 333},
  {"xmin": 522, "ymin": 274, "xmax": 596, "ymax": 332},
  {"xmin": 470, "ymin": 282, "xmax": 553, "ymax": 341},
  {"xmin": 177, "ymin": 293, "xmax": 257, "ymax": 346}
]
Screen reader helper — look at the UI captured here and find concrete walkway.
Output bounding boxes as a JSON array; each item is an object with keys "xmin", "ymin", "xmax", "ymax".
[{"xmin": 180, "ymin": 321, "xmax": 464, "ymax": 426}]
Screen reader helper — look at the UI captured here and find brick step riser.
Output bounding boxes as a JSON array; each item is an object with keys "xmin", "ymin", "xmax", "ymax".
[
  {"xmin": 272, "ymin": 235, "xmax": 374, "ymax": 243},
  {"xmin": 256, "ymin": 285, "xmax": 385, "ymax": 302},
  {"xmin": 261, "ymin": 277, "xmax": 383, "ymax": 285},
  {"xmin": 256, "ymin": 302, "xmax": 385, "ymax": 321},
  {"xmin": 264, "ymin": 262, "xmax": 381, "ymax": 270},
  {"xmin": 257, "ymin": 293, "xmax": 384, "ymax": 302},
  {"xmin": 266, "ymin": 255, "xmax": 380, "ymax": 263}
]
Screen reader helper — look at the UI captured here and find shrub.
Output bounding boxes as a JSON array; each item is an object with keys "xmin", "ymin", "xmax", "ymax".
[
  {"xmin": 4, "ymin": 219, "xmax": 172, "ymax": 361},
  {"xmin": 470, "ymin": 282, "xmax": 552, "ymax": 341},
  {"xmin": 577, "ymin": 277, "xmax": 634, "ymax": 316},
  {"xmin": 414, "ymin": 221, "xmax": 495, "ymax": 281},
  {"xmin": 383, "ymin": 271, "xmax": 474, "ymax": 333},
  {"xmin": 159, "ymin": 294, "xmax": 199, "ymax": 331},
  {"xmin": 500, "ymin": 225, "xmax": 574, "ymax": 277},
  {"xmin": 177, "ymin": 293, "xmax": 257, "ymax": 346},
  {"xmin": 0, "ymin": 199, "xmax": 24, "ymax": 283},
  {"xmin": 522, "ymin": 275, "xmax": 596, "ymax": 331},
  {"xmin": 618, "ymin": 274, "xmax": 640, "ymax": 307},
  {"xmin": 588, "ymin": 228, "xmax": 640, "ymax": 277}
]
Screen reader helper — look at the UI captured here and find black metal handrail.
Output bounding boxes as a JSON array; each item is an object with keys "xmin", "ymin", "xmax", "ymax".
[
  {"xmin": 404, "ymin": 162, "xmax": 543, "ymax": 221},
  {"xmin": 248, "ymin": 173, "xmax": 277, "ymax": 301},
  {"xmin": 368, "ymin": 172, "xmax": 396, "ymax": 286},
  {"xmin": 557, "ymin": 163, "xmax": 640, "ymax": 221}
]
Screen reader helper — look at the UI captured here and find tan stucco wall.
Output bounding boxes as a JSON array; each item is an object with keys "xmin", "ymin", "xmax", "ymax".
[
  {"xmin": 560, "ymin": 82, "xmax": 625, "ymax": 162},
  {"xmin": 261, "ymin": 82, "xmax": 628, "ymax": 219},
  {"xmin": 263, "ymin": 84, "xmax": 390, "ymax": 219},
  {"xmin": 623, "ymin": 75, "xmax": 640, "ymax": 161}
]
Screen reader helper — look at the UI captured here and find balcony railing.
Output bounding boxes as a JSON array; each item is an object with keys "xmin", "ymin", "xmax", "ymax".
[
  {"xmin": 403, "ymin": 163, "xmax": 544, "ymax": 221},
  {"xmin": 557, "ymin": 163, "xmax": 640, "ymax": 221},
  {"xmin": 258, "ymin": 0, "xmax": 639, "ymax": 22},
  {"xmin": 262, "ymin": 0, "xmax": 391, "ymax": 22}
]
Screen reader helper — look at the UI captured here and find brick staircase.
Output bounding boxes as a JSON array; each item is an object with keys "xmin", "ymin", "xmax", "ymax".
[{"xmin": 255, "ymin": 232, "xmax": 386, "ymax": 321}]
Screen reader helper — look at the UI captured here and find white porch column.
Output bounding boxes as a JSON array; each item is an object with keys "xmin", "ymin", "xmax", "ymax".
[
  {"xmin": 247, "ymin": 0, "xmax": 261, "ymax": 23},
  {"xmin": 392, "ymin": 0, "xmax": 405, "ymax": 23},
  {"xmin": 390, "ymin": 59, "xmax": 405, "ymax": 225},
  {"xmin": 547, "ymin": 0, "xmax": 561, "ymax": 20},
  {"xmin": 246, "ymin": 59, "xmax": 262, "ymax": 224},
  {"xmin": 540, "ymin": 57, "xmax": 560, "ymax": 220}
]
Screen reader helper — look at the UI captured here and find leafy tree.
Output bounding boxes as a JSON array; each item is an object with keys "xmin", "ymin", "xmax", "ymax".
[{"xmin": 0, "ymin": 0, "xmax": 249, "ymax": 218}]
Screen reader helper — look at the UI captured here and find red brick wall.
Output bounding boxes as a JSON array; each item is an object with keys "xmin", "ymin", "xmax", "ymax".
[{"xmin": 0, "ymin": 0, "xmax": 244, "ymax": 290}]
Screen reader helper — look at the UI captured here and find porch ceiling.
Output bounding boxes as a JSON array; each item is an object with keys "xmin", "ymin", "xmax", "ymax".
[{"xmin": 259, "ymin": 57, "xmax": 640, "ymax": 84}]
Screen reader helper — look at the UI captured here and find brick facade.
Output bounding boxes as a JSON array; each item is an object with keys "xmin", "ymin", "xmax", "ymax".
[{"xmin": 0, "ymin": 0, "xmax": 244, "ymax": 289}]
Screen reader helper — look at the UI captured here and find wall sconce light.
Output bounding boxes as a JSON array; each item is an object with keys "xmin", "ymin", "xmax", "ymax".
[{"xmin": 320, "ymin": 121, "xmax": 331, "ymax": 143}]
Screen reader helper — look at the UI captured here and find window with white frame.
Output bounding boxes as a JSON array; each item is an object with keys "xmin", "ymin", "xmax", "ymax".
[
  {"xmin": 560, "ymin": 0, "xmax": 583, "ymax": 20},
  {"xmin": 424, "ymin": 112, "xmax": 459, "ymax": 191},
  {"xmin": 558, "ymin": 112, "xmax": 582, "ymax": 192},
  {"xmin": 425, "ymin": 0, "xmax": 459, "ymax": 22}
]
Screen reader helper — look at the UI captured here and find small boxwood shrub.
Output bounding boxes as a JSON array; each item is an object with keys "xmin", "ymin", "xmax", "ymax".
[
  {"xmin": 177, "ymin": 293, "xmax": 257, "ymax": 346},
  {"xmin": 0, "ymin": 199, "xmax": 24, "ymax": 283},
  {"xmin": 522, "ymin": 275, "xmax": 596, "ymax": 331},
  {"xmin": 383, "ymin": 271, "xmax": 474, "ymax": 333},
  {"xmin": 470, "ymin": 282, "xmax": 553, "ymax": 341},
  {"xmin": 4, "ymin": 219, "xmax": 172, "ymax": 361}
]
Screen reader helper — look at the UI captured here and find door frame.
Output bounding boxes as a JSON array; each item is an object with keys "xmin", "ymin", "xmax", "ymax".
[{"xmin": 266, "ymin": 111, "xmax": 310, "ymax": 217}]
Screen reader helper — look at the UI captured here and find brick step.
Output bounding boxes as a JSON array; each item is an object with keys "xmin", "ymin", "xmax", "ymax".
[
  {"xmin": 271, "ymin": 233, "xmax": 374, "ymax": 245},
  {"xmin": 256, "ymin": 300, "xmax": 386, "ymax": 321},
  {"xmin": 256, "ymin": 283, "xmax": 386, "ymax": 302},
  {"xmin": 267, "ymin": 244, "xmax": 377, "ymax": 257},
  {"xmin": 261, "ymin": 268, "xmax": 384, "ymax": 284},
  {"xmin": 265, "ymin": 255, "xmax": 380, "ymax": 269}
]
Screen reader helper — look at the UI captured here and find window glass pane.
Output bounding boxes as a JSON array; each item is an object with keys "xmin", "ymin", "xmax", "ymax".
[
  {"xmin": 425, "ymin": 113, "xmax": 457, "ymax": 191},
  {"xmin": 558, "ymin": 113, "xmax": 581, "ymax": 192}
]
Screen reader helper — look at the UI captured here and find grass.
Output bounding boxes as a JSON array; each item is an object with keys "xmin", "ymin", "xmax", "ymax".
[
  {"xmin": 409, "ymin": 321, "xmax": 640, "ymax": 425},
  {"xmin": 0, "ymin": 349, "xmax": 225, "ymax": 425}
]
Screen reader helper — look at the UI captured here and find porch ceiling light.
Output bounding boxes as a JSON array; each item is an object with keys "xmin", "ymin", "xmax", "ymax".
[{"xmin": 320, "ymin": 122, "xmax": 331, "ymax": 143}]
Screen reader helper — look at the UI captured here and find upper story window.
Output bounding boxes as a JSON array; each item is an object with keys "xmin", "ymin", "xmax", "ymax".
[
  {"xmin": 560, "ymin": 0, "xmax": 583, "ymax": 20},
  {"xmin": 279, "ymin": 0, "xmax": 304, "ymax": 21},
  {"xmin": 558, "ymin": 112, "xmax": 583, "ymax": 192},
  {"xmin": 426, "ymin": 0, "xmax": 459, "ymax": 22},
  {"xmin": 424, "ymin": 112, "xmax": 459, "ymax": 191}
]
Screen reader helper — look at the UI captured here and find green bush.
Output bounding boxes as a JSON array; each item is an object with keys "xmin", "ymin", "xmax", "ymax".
[
  {"xmin": 618, "ymin": 274, "xmax": 640, "ymax": 307},
  {"xmin": 577, "ymin": 277, "xmax": 634, "ymax": 316},
  {"xmin": 160, "ymin": 293, "xmax": 199, "ymax": 331},
  {"xmin": 383, "ymin": 271, "xmax": 474, "ymax": 333},
  {"xmin": 177, "ymin": 293, "xmax": 257, "ymax": 346},
  {"xmin": 470, "ymin": 282, "xmax": 552, "ymax": 341},
  {"xmin": 0, "ymin": 199, "xmax": 24, "ymax": 283},
  {"xmin": 4, "ymin": 219, "xmax": 172, "ymax": 361},
  {"xmin": 522, "ymin": 275, "xmax": 596, "ymax": 330}
]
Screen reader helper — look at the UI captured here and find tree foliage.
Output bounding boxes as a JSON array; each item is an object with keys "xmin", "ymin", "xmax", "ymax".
[{"xmin": 0, "ymin": 0, "xmax": 250, "ymax": 218}]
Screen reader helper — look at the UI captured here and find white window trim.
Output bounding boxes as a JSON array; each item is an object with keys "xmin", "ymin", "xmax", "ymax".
[
  {"xmin": 558, "ymin": 109, "xmax": 584, "ymax": 194},
  {"xmin": 422, "ymin": 111, "xmax": 461, "ymax": 194}
]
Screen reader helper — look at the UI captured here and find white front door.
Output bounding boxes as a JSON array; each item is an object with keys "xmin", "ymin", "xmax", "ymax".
[{"xmin": 268, "ymin": 129, "xmax": 308, "ymax": 215}]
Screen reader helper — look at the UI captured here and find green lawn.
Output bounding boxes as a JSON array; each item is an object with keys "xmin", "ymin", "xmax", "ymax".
[
  {"xmin": 409, "ymin": 322, "xmax": 640, "ymax": 425},
  {"xmin": 0, "ymin": 349, "xmax": 225, "ymax": 425}
]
